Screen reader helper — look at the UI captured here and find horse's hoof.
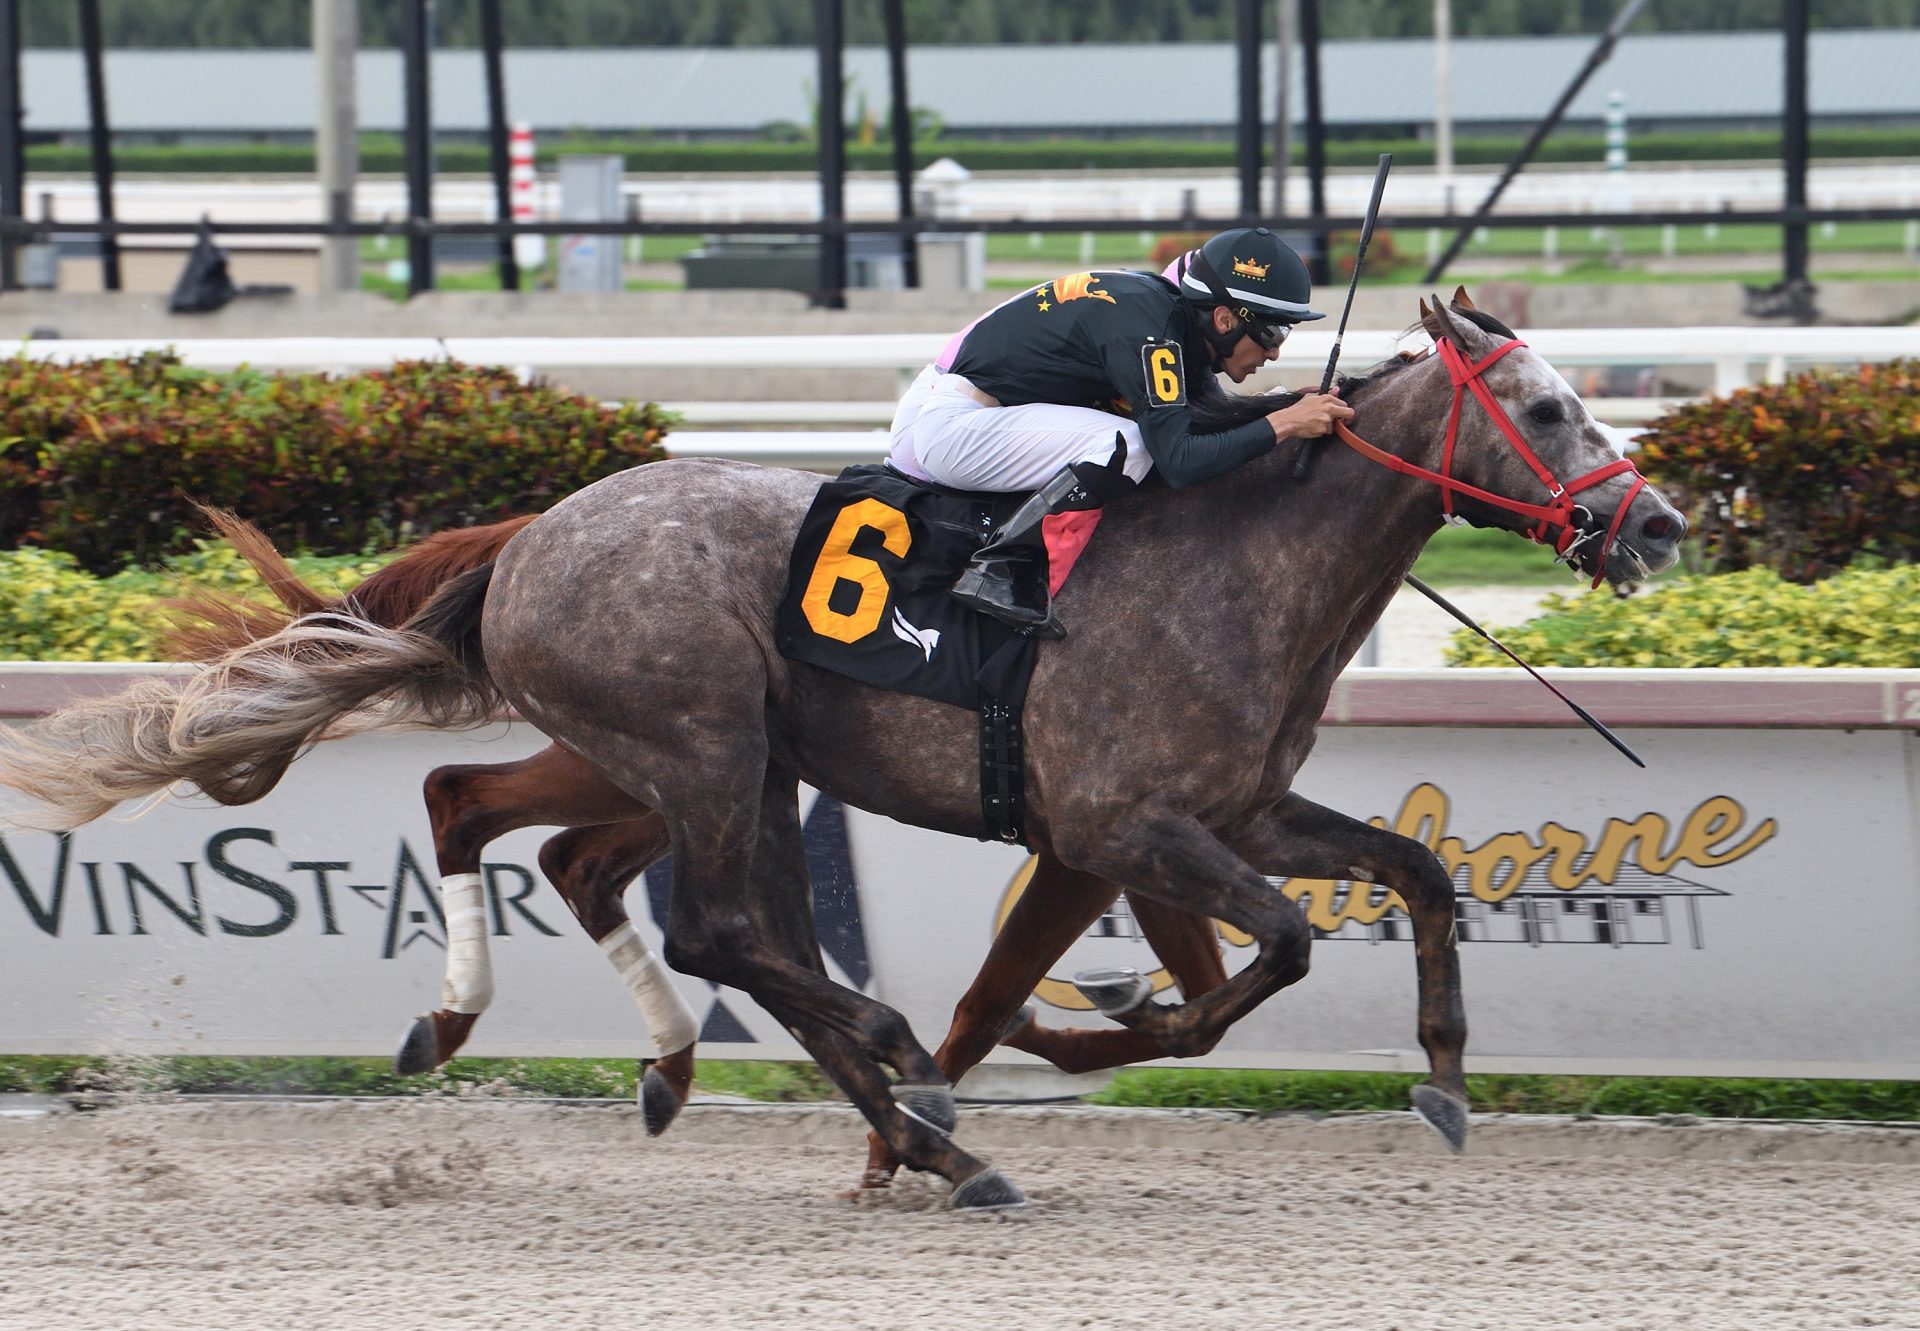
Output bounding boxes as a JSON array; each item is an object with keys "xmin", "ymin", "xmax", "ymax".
[
  {"xmin": 999, "ymin": 1004, "xmax": 1038, "ymax": 1043},
  {"xmin": 948, "ymin": 1168, "xmax": 1028, "ymax": 1212},
  {"xmin": 1073, "ymin": 966, "xmax": 1151, "ymax": 1017},
  {"xmin": 1410, "ymin": 1083, "xmax": 1470, "ymax": 1154},
  {"xmin": 394, "ymin": 1016, "xmax": 438, "ymax": 1076},
  {"xmin": 639, "ymin": 1065, "xmax": 684, "ymax": 1137},
  {"xmin": 891, "ymin": 1082, "xmax": 958, "ymax": 1135}
]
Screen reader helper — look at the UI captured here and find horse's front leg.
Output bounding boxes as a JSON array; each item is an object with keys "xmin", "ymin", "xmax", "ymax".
[
  {"xmin": 1077, "ymin": 793, "xmax": 1469, "ymax": 1151},
  {"xmin": 1240, "ymin": 792, "xmax": 1469, "ymax": 1150}
]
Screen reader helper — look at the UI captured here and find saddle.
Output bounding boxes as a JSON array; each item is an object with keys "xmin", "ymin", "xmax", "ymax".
[{"xmin": 775, "ymin": 464, "xmax": 1089, "ymax": 845}]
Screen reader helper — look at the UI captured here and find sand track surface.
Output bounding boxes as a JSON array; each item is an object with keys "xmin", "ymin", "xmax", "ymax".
[{"xmin": 2, "ymin": 1099, "xmax": 1917, "ymax": 1331}]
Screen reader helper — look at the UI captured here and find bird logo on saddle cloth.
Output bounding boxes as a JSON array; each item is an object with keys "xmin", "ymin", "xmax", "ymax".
[{"xmin": 775, "ymin": 227, "xmax": 1353, "ymax": 719}]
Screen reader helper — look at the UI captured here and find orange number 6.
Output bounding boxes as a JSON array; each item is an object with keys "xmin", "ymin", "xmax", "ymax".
[{"xmin": 799, "ymin": 498, "xmax": 912, "ymax": 643}]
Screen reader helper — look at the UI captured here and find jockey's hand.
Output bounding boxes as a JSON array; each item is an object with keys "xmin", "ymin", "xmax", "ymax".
[{"xmin": 1267, "ymin": 388, "xmax": 1355, "ymax": 442}]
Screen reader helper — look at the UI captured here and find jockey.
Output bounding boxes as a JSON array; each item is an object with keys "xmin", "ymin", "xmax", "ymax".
[{"xmin": 888, "ymin": 226, "xmax": 1354, "ymax": 637}]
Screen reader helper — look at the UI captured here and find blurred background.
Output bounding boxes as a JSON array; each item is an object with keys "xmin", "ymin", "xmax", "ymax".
[{"xmin": 3, "ymin": 1, "xmax": 1916, "ymax": 316}]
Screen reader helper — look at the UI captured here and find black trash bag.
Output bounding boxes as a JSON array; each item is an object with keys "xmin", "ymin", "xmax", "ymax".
[{"xmin": 168, "ymin": 221, "xmax": 294, "ymax": 314}]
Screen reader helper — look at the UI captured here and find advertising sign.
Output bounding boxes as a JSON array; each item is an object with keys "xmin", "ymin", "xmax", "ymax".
[{"xmin": 3, "ymin": 686, "xmax": 1916, "ymax": 1078}]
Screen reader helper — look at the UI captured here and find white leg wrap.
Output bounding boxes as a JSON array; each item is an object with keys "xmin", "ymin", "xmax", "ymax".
[
  {"xmin": 600, "ymin": 922, "xmax": 700, "ymax": 1056},
  {"xmin": 438, "ymin": 873, "xmax": 494, "ymax": 1015}
]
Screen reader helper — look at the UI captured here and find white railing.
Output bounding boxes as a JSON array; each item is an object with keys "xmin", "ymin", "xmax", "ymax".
[{"xmin": 15, "ymin": 327, "xmax": 1918, "ymax": 460}]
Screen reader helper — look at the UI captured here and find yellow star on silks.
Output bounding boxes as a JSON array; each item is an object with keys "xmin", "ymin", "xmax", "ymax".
[{"xmin": 1036, "ymin": 298, "xmax": 1051, "ymax": 311}]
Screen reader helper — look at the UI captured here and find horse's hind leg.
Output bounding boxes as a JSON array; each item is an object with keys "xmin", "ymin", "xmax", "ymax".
[
  {"xmin": 667, "ymin": 765, "xmax": 1022, "ymax": 1207},
  {"xmin": 397, "ymin": 744, "xmax": 649, "ymax": 1074},
  {"xmin": 537, "ymin": 818, "xmax": 699, "ymax": 1136}
]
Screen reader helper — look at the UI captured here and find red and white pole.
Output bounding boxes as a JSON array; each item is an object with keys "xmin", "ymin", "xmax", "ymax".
[{"xmin": 509, "ymin": 121, "xmax": 545, "ymax": 269}]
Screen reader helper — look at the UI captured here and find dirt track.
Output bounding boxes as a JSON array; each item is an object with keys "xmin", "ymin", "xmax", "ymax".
[{"xmin": 2, "ymin": 1099, "xmax": 1916, "ymax": 1331}]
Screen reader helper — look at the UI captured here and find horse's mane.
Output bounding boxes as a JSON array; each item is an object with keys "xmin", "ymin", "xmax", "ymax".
[
  {"xmin": 1187, "ymin": 370, "xmax": 1303, "ymax": 434},
  {"xmin": 160, "ymin": 507, "xmax": 536, "ymax": 661},
  {"xmin": 1186, "ymin": 306, "xmax": 1519, "ymax": 433}
]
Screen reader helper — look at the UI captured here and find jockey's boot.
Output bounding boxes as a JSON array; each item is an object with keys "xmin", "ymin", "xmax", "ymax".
[{"xmin": 950, "ymin": 466, "xmax": 1087, "ymax": 640}]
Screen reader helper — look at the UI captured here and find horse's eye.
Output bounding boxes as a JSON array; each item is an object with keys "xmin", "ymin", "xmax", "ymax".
[{"xmin": 1527, "ymin": 401, "xmax": 1563, "ymax": 426}]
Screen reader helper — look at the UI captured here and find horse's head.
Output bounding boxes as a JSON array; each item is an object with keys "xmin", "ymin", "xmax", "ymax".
[{"xmin": 1407, "ymin": 290, "xmax": 1686, "ymax": 588}]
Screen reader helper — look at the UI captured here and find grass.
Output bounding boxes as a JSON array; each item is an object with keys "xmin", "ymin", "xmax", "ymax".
[
  {"xmin": 360, "ymin": 220, "xmax": 1920, "ymax": 297},
  {"xmin": 0, "ymin": 1055, "xmax": 836, "ymax": 1103},
  {"xmin": 1091, "ymin": 1068, "xmax": 1920, "ymax": 1121},
  {"xmin": 4, "ymin": 1055, "xmax": 1912, "ymax": 1122}
]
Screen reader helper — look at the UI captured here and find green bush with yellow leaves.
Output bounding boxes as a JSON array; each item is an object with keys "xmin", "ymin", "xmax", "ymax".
[
  {"xmin": 0, "ymin": 544, "xmax": 391, "ymax": 662},
  {"xmin": 1446, "ymin": 565, "xmax": 1920, "ymax": 669},
  {"xmin": 0, "ymin": 353, "xmax": 669, "ymax": 575},
  {"xmin": 1635, "ymin": 360, "xmax": 1920, "ymax": 584}
]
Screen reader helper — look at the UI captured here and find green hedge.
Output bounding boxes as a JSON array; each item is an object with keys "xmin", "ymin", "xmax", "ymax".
[
  {"xmin": 28, "ymin": 127, "xmax": 1920, "ymax": 176},
  {"xmin": 0, "ymin": 354, "xmax": 671, "ymax": 574},
  {"xmin": 1637, "ymin": 360, "xmax": 1920, "ymax": 584},
  {"xmin": 0, "ymin": 544, "xmax": 389, "ymax": 662},
  {"xmin": 1445, "ymin": 565, "xmax": 1920, "ymax": 669}
]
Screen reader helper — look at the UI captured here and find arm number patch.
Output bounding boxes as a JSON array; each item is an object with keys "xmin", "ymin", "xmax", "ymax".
[{"xmin": 1140, "ymin": 339, "xmax": 1187, "ymax": 409}]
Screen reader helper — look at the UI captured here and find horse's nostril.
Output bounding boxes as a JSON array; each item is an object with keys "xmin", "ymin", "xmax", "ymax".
[{"xmin": 1641, "ymin": 515, "xmax": 1675, "ymax": 542}]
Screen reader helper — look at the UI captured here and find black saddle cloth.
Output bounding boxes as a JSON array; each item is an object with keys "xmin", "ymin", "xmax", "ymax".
[{"xmin": 775, "ymin": 464, "xmax": 1040, "ymax": 713}]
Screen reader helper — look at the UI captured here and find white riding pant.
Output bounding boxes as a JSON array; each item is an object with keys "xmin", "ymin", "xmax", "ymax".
[{"xmin": 889, "ymin": 366, "xmax": 1155, "ymax": 492}]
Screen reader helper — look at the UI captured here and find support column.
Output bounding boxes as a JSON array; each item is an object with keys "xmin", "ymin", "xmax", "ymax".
[
  {"xmin": 1782, "ymin": 0, "xmax": 1810, "ymax": 291},
  {"xmin": 813, "ymin": 0, "xmax": 846, "ymax": 308},
  {"xmin": 1235, "ymin": 0, "xmax": 1261, "ymax": 222},
  {"xmin": 882, "ymin": 0, "xmax": 917, "ymax": 288},
  {"xmin": 1298, "ymin": 0, "xmax": 1328, "ymax": 283},
  {"xmin": 0, "ymin": 0, "xmax": 22, "ymax": 291},
  {"xmin": 399, "ymin": 0, "xmax": 434, "ymax": 296},
  {"xmin": 479, "ymin": 0, "xmax": 518, "ymax": 290},
  {"xmin": 313, "ymin": 0, "xmax": 358, "ymax": 293}
]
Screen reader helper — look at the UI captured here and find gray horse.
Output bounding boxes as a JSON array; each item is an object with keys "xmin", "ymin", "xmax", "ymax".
[{"xmin": 0, "ymin": 295, "xmax": 1685, "ymax": 1208}]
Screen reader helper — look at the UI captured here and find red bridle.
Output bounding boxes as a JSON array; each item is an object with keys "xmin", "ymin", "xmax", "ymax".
[{"xmin": 1331, "ymin": 336, "xmax": 1648, "ymax": 588}]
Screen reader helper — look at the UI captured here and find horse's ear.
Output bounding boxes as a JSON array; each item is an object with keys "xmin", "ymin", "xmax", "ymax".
[
  {"xmin": 1451, "ymin": 285, "xmax": 1477, "ymax": 311},
  {"xmin": 1420, "ymin": 292, "xmax": 1464, "ymax": 345}
]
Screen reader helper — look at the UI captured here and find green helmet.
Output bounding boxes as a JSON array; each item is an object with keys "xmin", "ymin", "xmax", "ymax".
[{"xmin": 1176, "ymin": 226, "xmax": 1325, "ymax": 326}]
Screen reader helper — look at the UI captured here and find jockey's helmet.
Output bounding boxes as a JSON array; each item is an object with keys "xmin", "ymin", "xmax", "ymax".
[{"xmin": 1174, "ymin": 226, "xmax": 1325, "ymax": 356}]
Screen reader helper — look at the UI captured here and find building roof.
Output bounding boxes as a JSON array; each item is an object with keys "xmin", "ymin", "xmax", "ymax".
[{"xmin": 20, "ymin": 31, "xmax": 1920, "ymax": 136}]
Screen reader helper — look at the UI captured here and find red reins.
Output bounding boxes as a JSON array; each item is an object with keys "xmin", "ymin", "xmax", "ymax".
[{"xmin": 1331, "ymin": 336, "xmax": 1647, "ymax": 588}]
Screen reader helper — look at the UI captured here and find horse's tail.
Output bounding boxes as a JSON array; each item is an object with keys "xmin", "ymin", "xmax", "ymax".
[
  {"xmin": 161, "ymin": 506, "xmax": 537, "ymax": 659},
  {"xmin": 0, "ymin": 564, "xmax": 501, "ymax": 831}
]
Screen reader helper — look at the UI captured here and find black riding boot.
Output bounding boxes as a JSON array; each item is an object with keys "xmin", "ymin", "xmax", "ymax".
[{"xmin": 950, "ymin": 466, "xmax": 1089, "ymax": 640}]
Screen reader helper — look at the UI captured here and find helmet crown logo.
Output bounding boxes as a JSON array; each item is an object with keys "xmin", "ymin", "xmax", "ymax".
[{"xmin": 1232, "ymin": 256, "xmax": 1270, "ymax": 280}]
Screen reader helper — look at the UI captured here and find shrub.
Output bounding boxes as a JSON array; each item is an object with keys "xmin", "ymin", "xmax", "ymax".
[
  {"xmin": 1636, "ymin": 360, "xmax": 1920, "ymax": 583},
  {"xmin": 1445, "ymin": 565, "xmax": 1920, "ymax": 669},
  {"xmin": 0, "ymin": 545, "xmax": 391, "ymax": 661},
  {"xmin": 0, "ymin": 354, "xmax": 671, "ymax": 573}
]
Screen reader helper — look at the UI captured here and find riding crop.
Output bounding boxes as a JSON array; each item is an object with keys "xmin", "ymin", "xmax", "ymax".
[
  {"xmin": 1403, "ymin": 573, "xmax": 1647, "ymax": 768},
  {"xmin": 1292, "ymin": 151, "xmax": 1393, "ymax": 481}
]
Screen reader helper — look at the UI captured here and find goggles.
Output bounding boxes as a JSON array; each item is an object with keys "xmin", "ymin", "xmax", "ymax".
[{"xmin": 1239, "ymin": 313, "xmax": 1292, "ymax": 351}]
